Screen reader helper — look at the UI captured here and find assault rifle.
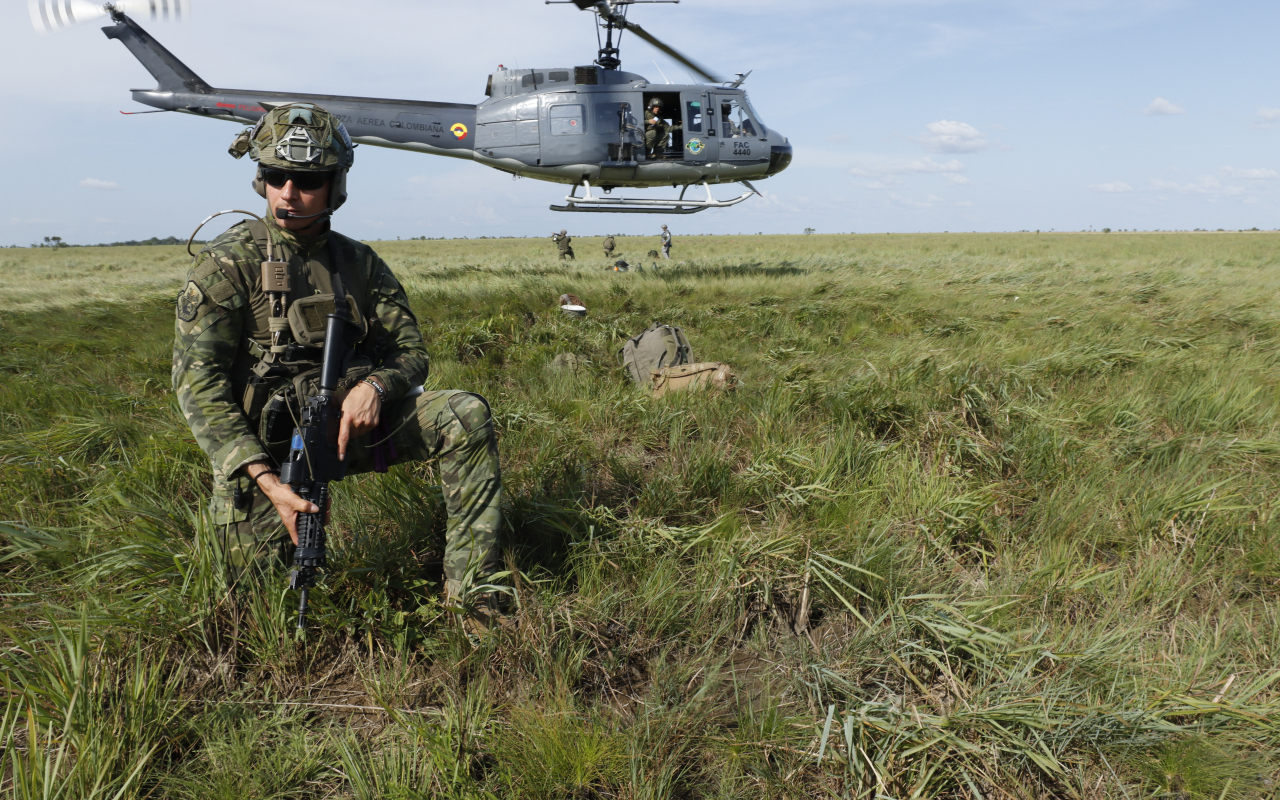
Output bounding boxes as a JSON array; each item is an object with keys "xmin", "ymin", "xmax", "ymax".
[{"xmin": 278, "ymin": 306, "xmax": 351, "ymax": 630}]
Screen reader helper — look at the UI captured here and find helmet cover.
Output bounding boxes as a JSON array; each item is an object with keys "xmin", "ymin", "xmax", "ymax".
[
  {"xmin": 242, "ymin": 103, "xmax": 354, "ymax": 171},
  {"xmin": 230, "ymin": 103, "xmax": 355, "ymax": 211}
]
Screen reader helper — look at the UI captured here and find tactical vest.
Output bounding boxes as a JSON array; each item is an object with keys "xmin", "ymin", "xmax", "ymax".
[{"xmin": 231, "ymin": 220, "xmax": 377, "ymax": 460}]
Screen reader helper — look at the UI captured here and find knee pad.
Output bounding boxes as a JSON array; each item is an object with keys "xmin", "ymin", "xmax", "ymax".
[{"xmin": 448, "ymin": 392, "xmax": 492, "ymax": 434}]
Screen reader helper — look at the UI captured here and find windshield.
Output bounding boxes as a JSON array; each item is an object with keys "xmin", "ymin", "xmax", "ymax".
[
  {"xmin": 720, "ymin": 96, "xmax": 765, "ymax": 139},
  {"xmin": 739, "ymin": 95, "xmax": 767, "ymax": 136}
]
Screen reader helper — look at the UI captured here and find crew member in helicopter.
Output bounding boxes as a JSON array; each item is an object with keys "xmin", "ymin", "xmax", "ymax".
[
  {"xmin": 720, "ymin": 103, "xmax": 741, "ymax": 138},
  {"xmin": 644, "ymin": 99, "xmax": 670, "ymax": 159}
]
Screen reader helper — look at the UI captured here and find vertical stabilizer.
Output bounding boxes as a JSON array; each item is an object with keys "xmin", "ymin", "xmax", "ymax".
[{"xmin": 102, "ymin": 12, "xmax": 210, "ymax": 94}]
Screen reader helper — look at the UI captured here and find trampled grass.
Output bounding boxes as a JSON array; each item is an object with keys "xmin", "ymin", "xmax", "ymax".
[{"xmin": 2, "ymin": 232, "xmax": 1279, "ymax": 798}]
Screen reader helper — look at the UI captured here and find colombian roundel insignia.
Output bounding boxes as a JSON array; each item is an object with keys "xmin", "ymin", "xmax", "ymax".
[
  {"xmin": 176, "ymin": 280, "xmax": 204, "ymax": 322},
  {"xmin": 450, "ymin": 123, "xmax": 468, "ymax": 140},
  {"xmin": 686, "ymin": 138, "xmax": 705, "ymax": 155}
]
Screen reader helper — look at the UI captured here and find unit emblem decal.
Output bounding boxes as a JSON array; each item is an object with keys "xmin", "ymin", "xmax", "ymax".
[{"xmin": 177, "ymin": 281, "xmax": 204, "ymax": 322}]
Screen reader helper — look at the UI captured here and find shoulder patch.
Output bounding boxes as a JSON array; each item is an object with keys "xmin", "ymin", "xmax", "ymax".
[{"xmin": 177, "ymin": 281, "xmax": 204, "ymax": 322}]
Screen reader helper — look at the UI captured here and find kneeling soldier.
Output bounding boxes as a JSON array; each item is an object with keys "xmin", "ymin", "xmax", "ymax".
[{"xmin": 173, "ymin": 103, "xmax": 504, "ymax": 631}]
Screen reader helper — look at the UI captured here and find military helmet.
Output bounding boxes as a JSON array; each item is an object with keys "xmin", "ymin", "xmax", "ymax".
[
  {"xmin": 560, "ymin": 229, "xmax": 567, "ymax": 235},
  {"xmin": 229, "ymin": 103, "xmax": 356, "ymax": 211},
  {"xmin": 649, "ymin": 98, "xmax": 664, "ymax": 109}
]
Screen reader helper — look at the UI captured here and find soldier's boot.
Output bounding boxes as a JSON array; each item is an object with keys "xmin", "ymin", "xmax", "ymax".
[{"xmin": 445, "ymin": 579, "xmax": 515, "ymax": 641}]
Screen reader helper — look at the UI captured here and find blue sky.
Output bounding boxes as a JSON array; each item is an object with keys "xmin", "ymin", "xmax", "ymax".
[{"xmin": 1, "ymin": 0, "xmax": 1277, "ymax": 244}]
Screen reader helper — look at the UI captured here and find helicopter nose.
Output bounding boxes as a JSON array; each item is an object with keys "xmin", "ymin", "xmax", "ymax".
[{"xmin": 766, "ymin": 141, "xmax": 792, "ymax": 176}]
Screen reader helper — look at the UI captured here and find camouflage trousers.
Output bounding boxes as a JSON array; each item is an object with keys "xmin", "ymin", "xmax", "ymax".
[
  {"xmin": 558, "ymin": 247, "xmax": 574, "ymax": 261},
  {"xmin": 644, "ymin": 128, "xmax": 668, "ymax": 158},
  {"xmin": 209, "ymin": 389, "xmax": 502, "ymax": 594}
]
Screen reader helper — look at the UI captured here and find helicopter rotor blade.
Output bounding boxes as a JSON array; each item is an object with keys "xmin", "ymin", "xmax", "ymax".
[
  {"xmin": 29, "ymin": 0, "xmax": 189, "ymax": 35},
  {"xmin": 618, "ymin": 20, "xmax": 719, "ymax": 83}
]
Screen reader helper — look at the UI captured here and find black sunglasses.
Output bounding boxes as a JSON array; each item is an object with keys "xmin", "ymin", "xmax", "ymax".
[{"xmin": 260, "ymin": 168, "xmax": 332, "ymax": 191}]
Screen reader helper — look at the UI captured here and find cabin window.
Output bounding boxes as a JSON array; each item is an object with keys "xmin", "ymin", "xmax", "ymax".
[
  {"xmin": 719, "ymin": 99, "xmax": 760, "ymax": 138},
  {"xmin": 548, "ymin": 71, "xmax": 570, "ymax": 83},
  {"xmin": 594, "ymin": 103, "xmax": 623, "ymax": 134},
  {"xmin": 685, "ymin": 101, "xmax": 702, "ymax": 133},
  {"xmin": 520, "ymin": 72, "xmax": 545, "ymax": 88},
  {"xmin": 550, "ymin": 104, "xmax": 587, "ymax": 135}
]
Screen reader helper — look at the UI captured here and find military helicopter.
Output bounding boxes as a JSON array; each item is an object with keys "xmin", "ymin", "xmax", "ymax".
[{"xmin": 39, "ymin": 0, "xmax": 791, "ymax": 214}]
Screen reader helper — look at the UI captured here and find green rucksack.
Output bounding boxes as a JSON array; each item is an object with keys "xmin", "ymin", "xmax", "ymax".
[{"xmin": 620, "ymin": 323, "xmax": 694, "ymax": 385}]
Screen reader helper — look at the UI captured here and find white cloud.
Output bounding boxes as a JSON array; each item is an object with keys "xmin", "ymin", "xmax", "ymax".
[
  {"xmin": 946, "ymin": 174, "xmax": 973, "ymax": 185},
  {"xmin": 1143, "ymin": 97, "xmax": 1185, "ymax": 116},
  {"xmin": 851, "ymin": 157, "xmax": 966, "ymax": 178},
  {"xmin": 79, "ymin": 178, "xmax": 120, "ymax": 191},
  {"xmin": 913, "ymin": 120, "xmax": 988, "ymax": 153},
  {"xmin": 852, "ymin": 157, "xmax": 969, "ymax": 190},
  {"xmin": 1150, "ymin": 176, "xmax": 1242, "ymax": 198},
  {"xmin": 1250, "ymin": 108, "xmax": 1280, "ymax": 129},
  {"xmin": 825, "ymin": 133, "xmax": 850, "ymax": 143},
  {"xmin": 889, "ymin": 193, "xmax": 935, "ymax": 210},
  {"xmin": 1220, "ymin": 166, "xmax": 1279, "ymax": 180},
  {"xmin": 1090, "ymin": 182, "xmax": 1134, "ymax": 193},
  {"xmin": 865, "ymin": 177, "xmax": 905, "ymax": 190}
]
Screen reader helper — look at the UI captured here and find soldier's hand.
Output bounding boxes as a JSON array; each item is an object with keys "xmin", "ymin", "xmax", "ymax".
[
  {"xmin": 252, "ymin": 470, "xmax": 319, "ymax": 546},
  {"xmin": 338, "ymin": 381, "xmax": 382, "ymax": 461}
]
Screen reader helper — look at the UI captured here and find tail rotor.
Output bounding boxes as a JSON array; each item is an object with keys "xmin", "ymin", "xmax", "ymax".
[{"xmin": 29, "ymin": 0, "xmax": 190, "ymax": 36}]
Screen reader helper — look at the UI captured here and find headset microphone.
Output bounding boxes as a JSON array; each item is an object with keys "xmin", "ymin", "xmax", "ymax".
[{"xmin": 275, "ymin": 208, "xmax": 332, "ymax": 220}]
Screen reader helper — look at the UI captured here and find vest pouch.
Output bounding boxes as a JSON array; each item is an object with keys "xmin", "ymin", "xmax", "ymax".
[
  {"xmin": 289, "ymin": 357, "xmax": 376, "ymax": 409},
  {"xmin": 258, "ymin": 380, "xmax": 302, "ymax": 462},
  {"xmin": 287, "ymin": 293, "xmax": 367, "ymax": 348}
]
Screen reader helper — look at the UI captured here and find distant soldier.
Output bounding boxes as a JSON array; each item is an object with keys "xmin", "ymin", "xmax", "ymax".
[
  {"xmin": 173, "ymin": 103, "xmax": 505, "ymax": 633},
  {"xmin": 551, "ymin": 229, "xmax": 574, "ymax": 260},
  {"xmin": 644, "ymin": 98, "xmax": 669, "ymax": 159},
  {"xmin": 660, "ymin": 225, "xmax": 672, "ymax": 260},
  {"xmin": 603, "ymin": 235, "xmax": 616, "ymax": 258}
]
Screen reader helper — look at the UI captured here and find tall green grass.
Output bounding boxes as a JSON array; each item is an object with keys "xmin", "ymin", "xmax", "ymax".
[{"xmin": 2, "ymin": 233, "xmax": 1278, "ymax": 797}]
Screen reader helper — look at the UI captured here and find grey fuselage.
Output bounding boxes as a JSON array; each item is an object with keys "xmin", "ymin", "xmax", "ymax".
[{"xmin": 104, "ymin": 14, "xmax": 792, "ymax": 191}]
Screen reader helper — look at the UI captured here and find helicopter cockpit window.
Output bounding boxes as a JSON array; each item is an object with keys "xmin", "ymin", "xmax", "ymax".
[
  {"xmin": 521, "ymin": 72, "xmax": 545, "ymax": 88},
  {"xmin": 550, "ymin": 104, "xmax": 587, "ymax": 135},
  {"xmin": 685, "ymin": 101, "xmax": 702, "ymax": 133},
  {"xmin": 740, "ymin": 96, "xmax": 768, "ymax": 136},
  {"xmin": 548, "ymin": 71, "xmax": 570, "ymax": 83},
  {"xmin": 720, "ymin": 99, "xmax": 760, "ymax": 139}
]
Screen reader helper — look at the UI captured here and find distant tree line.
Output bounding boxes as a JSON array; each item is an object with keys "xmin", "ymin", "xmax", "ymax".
[{"xmin": 22, "ymin": 235, "xmax": 201, "ymax": 248}]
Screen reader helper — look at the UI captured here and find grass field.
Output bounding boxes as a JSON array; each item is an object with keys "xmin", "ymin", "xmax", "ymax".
[{"xmin": 2, "ymin": 231, "xmax": 1279, "ymax": 798}]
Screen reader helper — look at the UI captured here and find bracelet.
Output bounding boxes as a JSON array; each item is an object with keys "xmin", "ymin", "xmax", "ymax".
[
  {"xmin": 363, "ymin": 376, "xmax": 387, "ymax": 403},
  {"xmin": 249, "ymin": 468, "xmax": 279, "ymax": 487}
]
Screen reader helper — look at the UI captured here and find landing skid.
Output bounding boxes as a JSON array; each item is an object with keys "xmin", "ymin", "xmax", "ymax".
[{"xmin": 550, "ymin": 180, "xmax": 757, "ymax": 214}]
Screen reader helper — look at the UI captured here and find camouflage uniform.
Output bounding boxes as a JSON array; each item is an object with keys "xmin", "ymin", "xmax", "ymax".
[
  {"xmin": 644, "ymin": 109, "xmax": 669, "ymax": 158},
  {"xmin": 603, "ymin": 236, "xmax": 615, "ymax": 258},
  {"xmin": 552, "ymin": 230, "xmax": 574, "ymax": 260},
  {"xmin": 173, "ymin": 217, "xmax": 502, "ymax": 594}
]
